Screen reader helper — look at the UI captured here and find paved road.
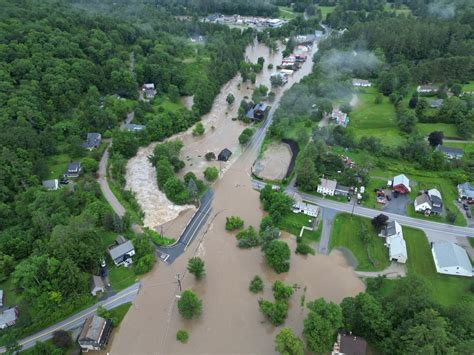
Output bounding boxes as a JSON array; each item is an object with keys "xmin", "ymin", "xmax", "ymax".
[
  {"xmin": 98, "ymin": 144, "xmax": 126, "ymax": 218},
  {"xmin": 156, "ymin": 190, "xmax": 214, "ymax": 264},
  {"xmin": 318, "ymin": 208, "xmax": 337, "ymax": 254},
  {"xmin": 0, "ymin": 283, "xmax": 140, "ymax": 353}
]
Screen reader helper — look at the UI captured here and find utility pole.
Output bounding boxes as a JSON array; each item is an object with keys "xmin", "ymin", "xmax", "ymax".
[{"xmin": 176, "ymin": 273, "xmax": 182, "ymax": 292}]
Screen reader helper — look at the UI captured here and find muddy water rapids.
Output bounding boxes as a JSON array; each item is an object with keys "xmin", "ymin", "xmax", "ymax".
[{"xmin": 113, "ymin": 39, "xmax": 365, "ymax": 354}]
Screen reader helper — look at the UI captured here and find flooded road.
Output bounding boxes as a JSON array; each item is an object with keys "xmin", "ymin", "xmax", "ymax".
[{"xmin": 112, "ymin": 39, "xmax": 366, "ymax": 354}]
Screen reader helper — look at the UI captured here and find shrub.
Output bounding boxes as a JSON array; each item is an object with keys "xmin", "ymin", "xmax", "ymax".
[
  {"xmin": 226, "ymin": 93, "xmax": 235, "ymax": 105},
  {"xmin": 446, "ymin": 210, "xmax": 457, "ymax": 223},
  {"xmin": 81, "ymin": 157, "xmax": 99, "ymax": 173},
  {"xmin": 265, "ymin": 240, "xmax": 291, "ymax": 273},
  {"xmin": 225, "ymin": 216, "xmax": 244, "ymax": 231},
  {"xmin": 239, "ymin": 127, "xmax": 255, "ymax": 145},
  {"xmin": 176, "ymin": 330, "xmax": 189, "ymax": 343},
  {"xmin": 236, "ymin": 226, "xmax": 261, "ymax": 248},
  {"xmin": 192, "ymin": 122, "xmax": 205, "ymax": 136},
  {"xmin": 178, "ymin": 290, "xmax": 202, "ymax": 319},
  {"xmin": 205, "ymin": 152, "xmax": 216, "ymax": 161},
  {"xmin": 187, "ymin": 257, "xmax": 206, "ymax": 280},
  {"xmin": 295, "ymin": 243, "xmax": 315, "ymax": 255},
  {"xmin": 204, "ymin": 166, "xmax": 219, "ymax": 182},
  {"xmin": 259, "ymin": 299, "xmax": 289, "ymax": 326},
  {"xmin": 249, "ymin": 275, "xmax": 264, "ymax": 293},
  {"xmin": 52, "ymin": 330, "xmax": 72, "ymax": 349}
]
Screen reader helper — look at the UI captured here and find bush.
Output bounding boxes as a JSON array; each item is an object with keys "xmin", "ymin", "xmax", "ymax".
[
  {"xmin": 265, "ymin": 240, "xmax": 291, "ymax": 273},
  {"xmin": 225, "ymin": 216, "xmax": 244, "ymax": 231},
  {"xmin": 272, "ymin": 280, "xmax": 294, "ymax": 301},
  {"xmin": 134, "ymin": 254, "xmax": 156, "ymax": 275},
  {"xmin": 187, "ymin": 257, "xmax": 206, "ymax": 280},
  {"xmin": 52, "ymin": 330, "xmax": 72, "ymax": 349},
  {"xmin": 176, "ymin": 330, "xmax": 189, "ymax": 343},
  {"xmin": 81, "ymin": 157, "xmax": 99, "ymax": 173},
  {"xmin": 446, "ymin": 210, "xmax": 457, "ymax": 223},
  {"xmin": 295, "ymin": 243, "xmax": 315, "ymax": 255},
  {"xmin": 205, "ymin": 152, "xmax": 216, "ymax": 161},
  {"xmin": 249, "ymin": 275, "xmax": 264, "ymax": 293},
  {"xmin": 239, "ymin": 128, "xmax": 255, "ymax": 145},
  {"xmin": 204, "ymin": 166, "xmax": 219, "ymax": 182},
  {"xmin": 236, "ymin": 226, "xmax": 261, "ymax": 248},
  {"xmin": 192, "ymin": 122, "xmax": 205, "ymax": 136},
  {"xmin": 178, "ymin": 290, "xmax": 202, "ymax": 319},
  {"xmin": 259, "ymin": 299, "xmax": 289, "ymax": 326},
  {"xmin": 226, "ymin": 93, "xmax": 235, "ymax": 105}
]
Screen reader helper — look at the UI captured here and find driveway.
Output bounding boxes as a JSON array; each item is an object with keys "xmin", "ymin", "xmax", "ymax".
[
  {"xmin": 382, "ymin": 193, "xmax": 410, "ymax": 216},
  {"xmin": 318, "ymin": 207, "xmax": 337, "ymax": 255}
]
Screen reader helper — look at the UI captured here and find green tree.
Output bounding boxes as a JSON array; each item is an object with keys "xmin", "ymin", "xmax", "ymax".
[
  {"xmin": 178, "ymin": 290, "xmax": 202, "ymax": 319},
  {"xmin": 187, "ymin": 257, "xmax": 206, "ymax": 280},
  {"xmin": 52, "ymin": 330, "xmax": 72, "ymax": 349},
  {"xmin": 226, "ymin": 93, "xmax": 235, "ymax": 105},
  {"xmin": 259, "ymin": 299, "xmax": 289, "ymax": 326},
  {"xmin": 192, "ymin": 122, "xmax": 205, "ymax": 136},
  {"xmin": 204, "ymin": 166, "xmax": 219, "ymax": 182},
  {"xmin": 275, "ymin": 327, "xmax": 304, "ymax": 355},
  {"xmin": 265, "ymin": 240, "xmax": 291, "ymax": 273},
  {"xmin": 176, "ymin": 329, "xmax": 189, "ymax": 343},
  {"xmin": 225, "ymin": 216, "xmax": 244, "ymax": 231},
  {"xmin": 249, "ymin": 275, "xmax": 264, "ymax": 293},
  {"xmin": 272, "ymin": 280, "xmax": 294, "ymax": 301}
]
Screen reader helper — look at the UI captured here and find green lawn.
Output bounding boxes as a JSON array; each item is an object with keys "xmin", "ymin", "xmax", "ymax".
[
  {"xmin": 108, "ymin": 266, "xmax": 137, "ymax": 292},
  {"xmin": 350, "ymin": 88, "xmax": 403, "ymax": 146},
  {"xmin": 0, "ymin": 277, "xmax": 22, "ymax": 308},
  {"xmin": 362, "ymin": 177, "xmax": 388, "ymax": 209},
  {"xmin": 403, "ymin": 227, "xmax": 473, "ymax": 306},
  {"xmin": 319, "ymin": 6, "xmax": 336, "ymax": 19},
  {"xmin": 109, "ymin": 302, "xmax": 132, "ymax": 325},
  {"xmin": 46, "ymin": 153, "xmax": 71, "ymax": 179},
  {"xmin": 442, "ymin": 142, "xmax": 474, "ymax": 154},
  {"xmin": 329, "ymin": 213, "xmax": 390, "ymax": 272},
  {"xmin": 417, "ymin": 123, "xmax": 460, "ymax": 139},
  {"xmin": 278, "ymin": 6, "xmax": 297, "ymax": 20},
  {"xmin": 462, "ymin": 81, "xmax": 474, "ymax": 93},
  {"xmin": 279, "ymin": 212, "xmax": 317, "ymax": 238}
]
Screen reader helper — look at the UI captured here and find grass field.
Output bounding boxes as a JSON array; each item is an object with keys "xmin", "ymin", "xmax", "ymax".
[
  {"xmin": 417, "ymin": 123, "xmax": 460, "ymax": 139},
  {"xmin": 278, "ymin": 6, "xmax": 297, "ymax": 20},
  {"xmin": 350, "ymin": 88, "xmax": 403, "ymax": 146},
  {"xmin": 279, "ymin": 212, "xmax": 318, "ymax": 239},
  {"xmin": 46, "ymin": 153, "xmax": 72, "ymax": 179},
  {"xmin": 109, "ymin": 302, "xmax": 132, "ymax": 325},
  {"xmin": 319, "ymin": 6, "xmax": 336, "ymax": 19},
  {"xmin": 462, "ymin": 81, "xmax": 474, "ymax": 93},
  {"xmin": 108, "ymin": 266, "xmax": 137, "ymax": 292},
  {"xmin": 402, "ymin": 227, "xmax": 473, "ymax": 306},
  {"xmin": 329, "ymin": 213, "xmax": 390, "ymax": 272}
]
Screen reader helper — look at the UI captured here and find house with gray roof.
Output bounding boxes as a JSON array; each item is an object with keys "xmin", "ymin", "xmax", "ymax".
[
  {"xmin": 83, "ymin": 133, "xmax": 102, "ymax": 150},
  {"xmin": 0, "ymin": 290, "xmax": 3, "ymax": 307},
  {"xmin": 417, "ymin": 85, "xmax": 437, "ymax": 94},
  {"xmin": 123, "ymin": 123, "xmax": 146, "ymax": 132},
  {"xmin": 435, "ymin": 145, "xmax": 464, "ymax": 160},
  {"xmin": 64, "ymin": 162, "xmax": 81, "ymax": 178},
  {"xmin": 379, "ymin": 220, "xmax": 407, "ymax": 264},
  {"xmin": 457, "ymin": 182, "xmax": 474, "ymax": 202},
  {"xmin": 42, "ymin": 179, "xmax": 59, "ymax": 191},
  {"xmin": 431, "ymin": 243, "xmax": 473, "ymax": 277},
  {"xmin": 142, "ymin": 83, "xmax": 156, "ymax": 99},
  {"xmin": 352, "ymin": 78, "xmax": 371, "ymax": 87},
  {"xmin": 430, "ymin": 98, "xmax": 444, "ymax": 108},
  {"xmin": 90, "ymin": 275, "xmax": 105, "ymax": 296},
  {"xmin": 317, "ymin": 178, "xmax": 337, "ymax": 196},
  {"xmin": 78, "ymin": 315, "xmax": 112, "ymax": 351},
  {"xmin": 108, "ymin": 236, "xmax": 135, "ymax": 267},
  {"xmin": 0, "ymin": 307, "xmax": 18, "ymax": 329}
]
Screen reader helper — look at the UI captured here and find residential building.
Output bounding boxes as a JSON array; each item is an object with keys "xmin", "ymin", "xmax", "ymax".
[
  {"xmin": 416, "ymin": 85, "xmax": 437, "ymax": 94},
  {"xmin": 457, "ymin": 182, "xmax": 474, "ymax": 202},
  {"xmin": 294, "ymin": 34, "xmax": 316, "ymax": 45},
  {"xmin": 64, "ymin": 162, "xmax": 81, "ymax": 178},
  {"xmin": 332, "ymin": 332, "xmax": 367, "ymax": 355},
  {"xmin": 430, "ymin": 99, "xmax": 444, "ymax": 108},
  {"xmin": 431, "ymin": 243, "xmax": 473, "ymax": 277},
  {"xmin": 414, "ymin": 193, "xmax": 432, "ymax": 213},
  {"xmin": 428, "ymin": 188, "xmax": 443, "ymax": 211},
  {"xmin": 142, "ymin": 83, "xmax": 156, "ymax": 99},
  {"xmin": 245, "ymin": 102, "xmax": 268, "ymax": 121},
  {"xmin": 392, "ymin": 174, "xmax": 411, "ymax": 194},
  {"xmin": 271, "ymin": 72, "xmax": 288, "ymax": 85},
  {"xmin": 42, "ymin": 179, "xmax": 59, "ymax": 191},
  {"xmin": 379, "ymin": 220, "xmax": 407, "ymax": 263},
  {"xmin": 123, "ymin": 123, "xmax": 146, "ymax": 132},
  {"xmin": 218, "ymin": 148, "xmax": 232, "ymax": 161},
  {"xmin": 292, "ymin": 202, "xmax": 319, "ymax": 218},
  {"xmin": 352, "ymin": 79, "xmax": 371, "ymax": 87},
  {"xmin": 0, "ymin": 307, "xmax": 18, "ymax": 330},
  {"xmin": 90, "ymin": 275, "xmax": 105, "ymax": 296},
  {"xmin": 78, "ymin": 315, "xmax": 112, "ymax": 351},
  {"xmin": 108, "ymin": 236, "xmax": 135, "ymax": 267},
  {"xmin": 331, "ymin": 109, "xmax": 349, "ymax": 127},
  {"xmin": 0, "ymin": 290, "xmax": 3, "ymax": 307},
  {"xmin": 317, "ymin": 178, "xmax": 337, "ymax": 196},
  {"xmin": 82, "ymin": 132, "xmax": 102, "ymax": 150},
  {"xmin": 435, "ymin": 145, "xmax": 464, "ymax": 160}
]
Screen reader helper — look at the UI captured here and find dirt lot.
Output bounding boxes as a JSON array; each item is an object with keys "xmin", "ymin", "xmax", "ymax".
[{"xmin": 252, "ymin": 142, "xmax": 293, "ymax": 181}]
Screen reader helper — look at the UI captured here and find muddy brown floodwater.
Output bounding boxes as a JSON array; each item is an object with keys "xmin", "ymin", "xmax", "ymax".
[
  {"xmin": 111, "ymin": 155, "xmax": 365, "ymax": 354},
  {"xmin": 111, "ymin": 39, "xmax": 366, "ymax": 354}
]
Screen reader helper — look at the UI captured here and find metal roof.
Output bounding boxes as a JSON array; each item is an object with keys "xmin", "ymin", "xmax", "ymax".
[
  {"xmin": 432, "ymin": 243, "xmax": 472, "ymax": 272},
  {"xmin": 108, "ymin": 240, "xmax": 134, "ymax": 261}
]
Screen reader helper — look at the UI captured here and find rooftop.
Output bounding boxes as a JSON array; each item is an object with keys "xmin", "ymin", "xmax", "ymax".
[
  {"xmin": 436, "ymin": 145, "xmax": 464, "ymax": 156},
  {"xmin": 108, "ymin": 238, "xmax": 134, "ymax": 261},
  {"xmin": 415, "ymin": 193, "xmax": 431, "ymax": 207},
  {"xmin": 319, "ymin": 178, "xmax": 337, "ymax": 190},
  {"xmin": 432, "ymin": 243, "xmax": 473, "ymax": 274},
  {"xmin": 79, "ymin": 315, "xmax": 109, "ymax": 342},
  {"xmin": 0, "ymin": 307, "xmax": 17, "ymax": 327},
  {"xmin": 393, "ymin": 174, "xmax": 410, "ymax": 189}
]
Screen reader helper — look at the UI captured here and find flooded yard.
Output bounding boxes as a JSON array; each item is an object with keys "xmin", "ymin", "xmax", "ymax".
[
  {"xmin": 252, "ymin": 142, "xmax": 293, "ymax": 181},
  {"xmin": 112, "ymin": 155, "xmax": 365, "ymax": 354}
]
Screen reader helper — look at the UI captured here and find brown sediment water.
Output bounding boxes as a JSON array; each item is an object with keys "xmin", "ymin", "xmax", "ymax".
[
  {"xmin": 252, "ymin": 142, "xmax": 293, "ymax": 181},
  {"xmin": 111, "ymin": 151, "xmax": 365, "ymax": 354}
]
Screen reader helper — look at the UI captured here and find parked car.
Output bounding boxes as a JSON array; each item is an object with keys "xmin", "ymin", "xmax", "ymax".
[
  {"xmin": 463, "ymin": 203, "xmax": 469, "ymax": 211},
  {"xmin": 466, "ymin": 210, "xmax": 472, "ymax": 218},
  {"xmin": 59, "ymin": 177, "xmax": 69, "ymax": 184}
]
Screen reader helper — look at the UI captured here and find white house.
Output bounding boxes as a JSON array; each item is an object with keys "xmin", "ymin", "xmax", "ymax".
[
  {"xmin": 42, "ymin": 179, "xmax": 59, "ymax": 191},
  {"xmin": 108, "ymin": 236, "xmax": 135, "ymax": 267},
  {"xmin": 331, "ymin": 109, "xmax": 349, "ymax": 127},
  {"xmin": 417, "ymin": 85, "xmax": 437, "ymax": 94},
  {"xmin": 292, "ymin": 202, "xmax": 319, "ymax": 218},
  {"xmin": 431, "ymin": 243, "xmax": 473, "ymax": 277},
  {"xmin": 414, "ymin": 193, "xmax": 432, "ymax": 213},
  {"xmin": 352, "ymin": 78, "xmax": 371, "ymax": 87},
  {"xmin": 317, "ymin": 178, "xmax": 337, "ymax": 196},
  {"xmin": 0, "ymin": 307, "xmax": 18, "ymax": 329},
  {"xmin": 142, "ymin": 83, "xmax": 156, "ymax": 99},
  {"xmin": 379, "ymin": 220, "xmax": 407, "ymax": 263}
]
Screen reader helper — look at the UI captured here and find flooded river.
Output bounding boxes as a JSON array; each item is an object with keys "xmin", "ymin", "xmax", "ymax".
[{"xmin": 112, "ymin": 39, "xmax": 366, "ymax": 354}]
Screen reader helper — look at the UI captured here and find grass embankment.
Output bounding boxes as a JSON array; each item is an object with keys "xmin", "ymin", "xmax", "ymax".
[
  {"xmin": 462, "ymin": 80, "xmax": 474, "ymax": 93},
  {"xmin": 109, "ymin": 302, "xmax": 132, "ymax": 324},
  {"xmin": 349, "ymin": 87, "xmax": 403, "ymax": 146},
  {"xmin": 278, "ymin": 6, "xmax": 297, "ymax": 20},
  {"xmin": 400, "ymin": 227, "xmax": 473, "ymax": 306},
  {"xmin": 319, "ymin": 6, "xmax": 336, "ymax": 19},
  {"xmin": 108, "ymin": 267, "xmax": 138, "ymax": 292},
  {"xmin": 329, "ymin": 213, "xmax": 390, "ymax": 272}
]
